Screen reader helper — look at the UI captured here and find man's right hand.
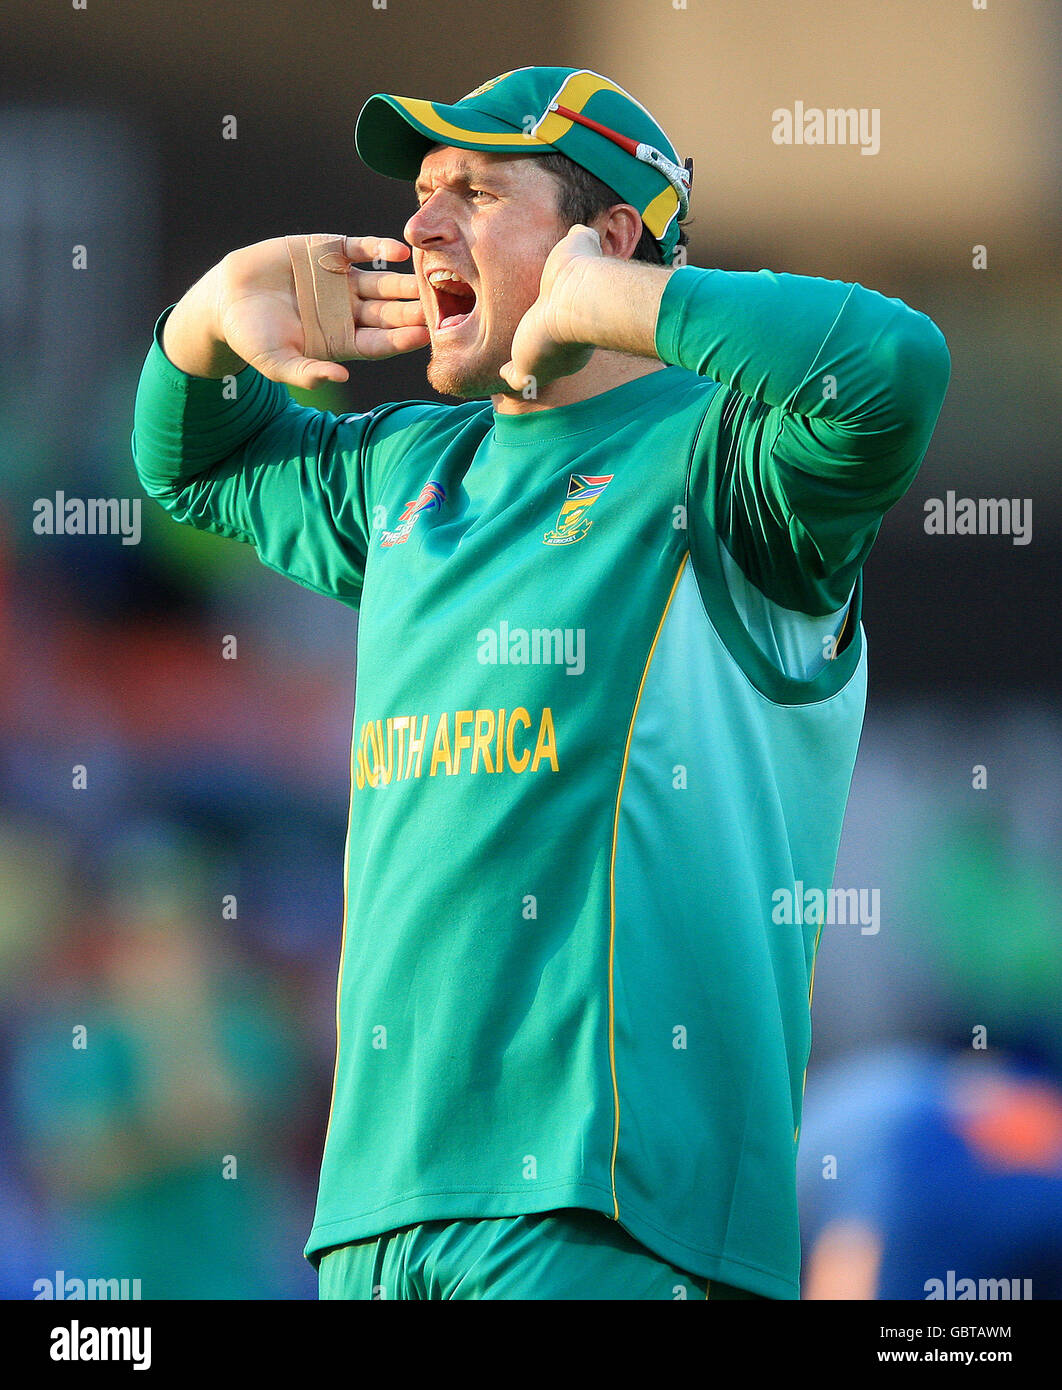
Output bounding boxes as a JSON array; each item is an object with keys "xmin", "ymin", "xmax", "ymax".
[{"xmin": 162, "ymin": 235, "xmax": 429, "ymax": 389}]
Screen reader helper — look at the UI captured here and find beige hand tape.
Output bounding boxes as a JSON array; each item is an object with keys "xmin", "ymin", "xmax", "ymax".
[{"xmin": 286, "ymin": 234, "xmax": 358, "ymax": 362}]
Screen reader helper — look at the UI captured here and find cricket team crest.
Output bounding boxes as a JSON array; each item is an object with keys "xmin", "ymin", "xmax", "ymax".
[
  {"xmin": 543, "ymin": 473, "xmax": 614, "ymax": 546},
  {"xmin": 459, "ymin": 71, "xmax": 515, "ymax": 101},
  {"xmin": 380, "ymin": 480, "xmax": 446, "ymax": 547}
]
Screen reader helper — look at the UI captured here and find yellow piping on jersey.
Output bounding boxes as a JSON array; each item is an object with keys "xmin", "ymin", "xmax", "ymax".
[
  {"xmin": 321, "ymin": 709, "xmax": 359, "ymax": 1152},
  {"xmin": 607, "ymin": 551, "xmax": 689, "ymax": 1220},
  {"xmin": 795, "ymin": 917, "xmax": 826, "ymax": 1143}
]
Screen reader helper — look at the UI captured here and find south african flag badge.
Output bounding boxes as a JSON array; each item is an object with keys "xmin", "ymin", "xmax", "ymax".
[{"xmin": 543, "ymin": 473, "xmax": 615, "ymax": 546}]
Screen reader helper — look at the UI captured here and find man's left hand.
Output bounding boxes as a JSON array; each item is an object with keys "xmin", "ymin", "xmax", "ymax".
[{"xmin": 499, "ymin": 225, "xmax": 603, "ymax": 395}]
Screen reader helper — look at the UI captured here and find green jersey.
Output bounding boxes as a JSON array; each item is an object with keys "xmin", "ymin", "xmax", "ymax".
[{"xmin": 132, "ymin": 265, "xmax": 949, "ymax": 1299}]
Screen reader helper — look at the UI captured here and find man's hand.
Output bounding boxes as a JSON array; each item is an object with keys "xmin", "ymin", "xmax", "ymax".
[
  {"xmin": 163, "ymin": 235, "xmax": 429, "ymax": 388},
  {"xmin": 498, "ymin": 226, "xmax": 603, "ymax": 395}
]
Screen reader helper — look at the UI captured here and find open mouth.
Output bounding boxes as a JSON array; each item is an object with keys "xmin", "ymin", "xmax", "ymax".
[{"xmin": 427, "ymin": 268, "xmax": 477, "ymax": 332}]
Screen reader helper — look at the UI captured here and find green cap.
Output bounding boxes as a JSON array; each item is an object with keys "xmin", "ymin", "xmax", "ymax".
[{"xmin": 354, "ymin": 66, "xmax": 691, "ymax": 261}]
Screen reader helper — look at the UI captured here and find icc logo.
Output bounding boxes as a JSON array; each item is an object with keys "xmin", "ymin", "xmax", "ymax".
[{"xmin": 380, "ymin": 481, "xmax": 446, "ymax": 548}]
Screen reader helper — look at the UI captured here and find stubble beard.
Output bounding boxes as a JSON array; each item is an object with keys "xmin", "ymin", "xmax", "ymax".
[
  {"xmin": 421, "ymin": 223, "xmax": 567, "ymax": 400},
  {"xmin": 425, "ymin": 344, "xmax": 507, "ymax": 401},
  {"xmin": 422, "ymin": 246, "xmax": 553, "ymax": 401},
  {"xmin": 424, "ymin": 302, "xmax": 514, "ymax": 400}
]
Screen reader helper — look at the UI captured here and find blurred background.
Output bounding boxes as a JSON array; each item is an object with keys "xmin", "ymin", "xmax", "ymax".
[{"xmin": 1, "ymin": 0, "xmax": 1059, "ymax": 1299}]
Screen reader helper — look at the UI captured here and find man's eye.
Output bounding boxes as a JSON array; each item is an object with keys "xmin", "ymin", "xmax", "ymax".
[{"xmin": 469, "ymin": 189, "xmax": 492, "ymax": 201}]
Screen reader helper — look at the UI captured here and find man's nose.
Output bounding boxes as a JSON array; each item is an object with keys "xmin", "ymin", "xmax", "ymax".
[{"xmin": 404, "ymin": 196, "xmax": 456, "ymax": 249}]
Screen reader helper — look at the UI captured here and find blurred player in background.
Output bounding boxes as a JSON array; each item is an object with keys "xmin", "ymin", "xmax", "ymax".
[{"xmin": 800, "ymin": 1047, "xmax": 1062, "ymax": 1299}]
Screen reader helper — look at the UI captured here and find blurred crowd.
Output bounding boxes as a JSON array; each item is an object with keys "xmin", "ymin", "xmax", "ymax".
[{"xmin": 1, "ymin": 413, "xmax": 358, "ymax": 1295}]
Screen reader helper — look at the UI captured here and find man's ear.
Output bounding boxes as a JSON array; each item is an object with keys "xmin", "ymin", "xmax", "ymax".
[{"xmin": 596, "ymin": 204, "xmax": 644, "ymax": 261}]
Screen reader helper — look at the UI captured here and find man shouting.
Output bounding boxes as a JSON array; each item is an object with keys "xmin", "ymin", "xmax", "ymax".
[{"xmin": 132, "ymin": 66, "xmax": 950, "ymax": 1300}]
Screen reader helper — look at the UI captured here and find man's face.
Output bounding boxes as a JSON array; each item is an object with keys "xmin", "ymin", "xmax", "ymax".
[{"xmin": 403, "ymin": 146, "xmax": 570, "ymax": 399}]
